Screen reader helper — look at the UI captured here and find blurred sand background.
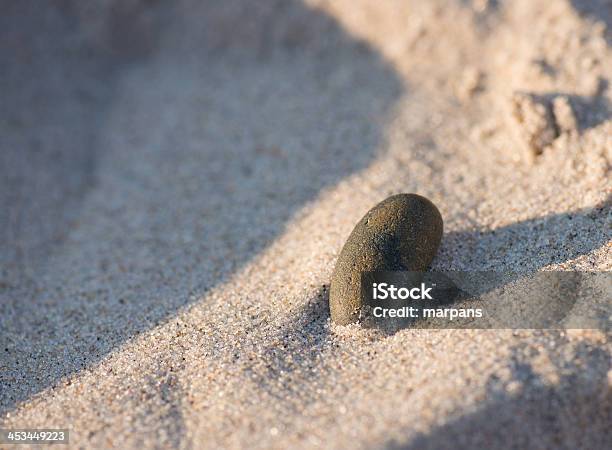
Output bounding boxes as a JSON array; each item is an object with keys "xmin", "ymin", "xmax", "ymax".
[{"xmin": 1, "ymin": 0, "xmax": 611, "ymax": 448}]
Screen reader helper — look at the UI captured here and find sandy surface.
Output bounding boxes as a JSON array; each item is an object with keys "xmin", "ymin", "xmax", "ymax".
[{"xmin": 1, "ymin": 0, "xmax": 611, "ymax": 448}]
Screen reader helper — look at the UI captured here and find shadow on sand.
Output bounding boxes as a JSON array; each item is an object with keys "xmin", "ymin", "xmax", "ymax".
[
  {"xmin": 387, "ymin": 341, "xmax": 611, "ymax": 449},
  {"xmin": 0, "ymin": 0, "xmax": 402, "ymax": 415}
]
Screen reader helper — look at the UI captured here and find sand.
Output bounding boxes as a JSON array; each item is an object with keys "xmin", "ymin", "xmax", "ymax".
[{"xmin": 0, "ymin": 0, "xmax": 610, "ymax": 448}]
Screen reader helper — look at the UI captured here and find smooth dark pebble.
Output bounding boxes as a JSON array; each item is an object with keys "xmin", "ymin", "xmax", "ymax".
[{"xmin": 329, "ymin": 193, "xmax": 443, "ymax": 325}]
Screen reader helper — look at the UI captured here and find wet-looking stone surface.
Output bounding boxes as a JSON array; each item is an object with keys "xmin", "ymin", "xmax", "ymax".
[{"xmin": 330, "ymin": 194, "xmax": 443, "ymax": 325}]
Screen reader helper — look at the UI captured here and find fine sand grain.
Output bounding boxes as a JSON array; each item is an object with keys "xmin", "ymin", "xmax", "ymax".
[{"xmin": 1, "ymin": 1, "xmax": 611, "ymax": 448}]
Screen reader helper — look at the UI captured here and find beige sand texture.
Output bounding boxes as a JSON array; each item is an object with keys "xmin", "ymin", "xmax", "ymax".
[{"xmin": 1, "ymin": 0, "xmax": 611, "ymax": 448}]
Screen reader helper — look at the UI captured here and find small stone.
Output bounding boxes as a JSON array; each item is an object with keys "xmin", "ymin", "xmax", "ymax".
[{"xmin": 330, "ymin": 194, "xmax": 443, "ymax": 325}]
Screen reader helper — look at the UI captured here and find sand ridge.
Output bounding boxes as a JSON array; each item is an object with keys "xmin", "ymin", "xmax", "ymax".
[{"xmin": 1, "ymin": 0, "xmax": 610, "ymax": 448}]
